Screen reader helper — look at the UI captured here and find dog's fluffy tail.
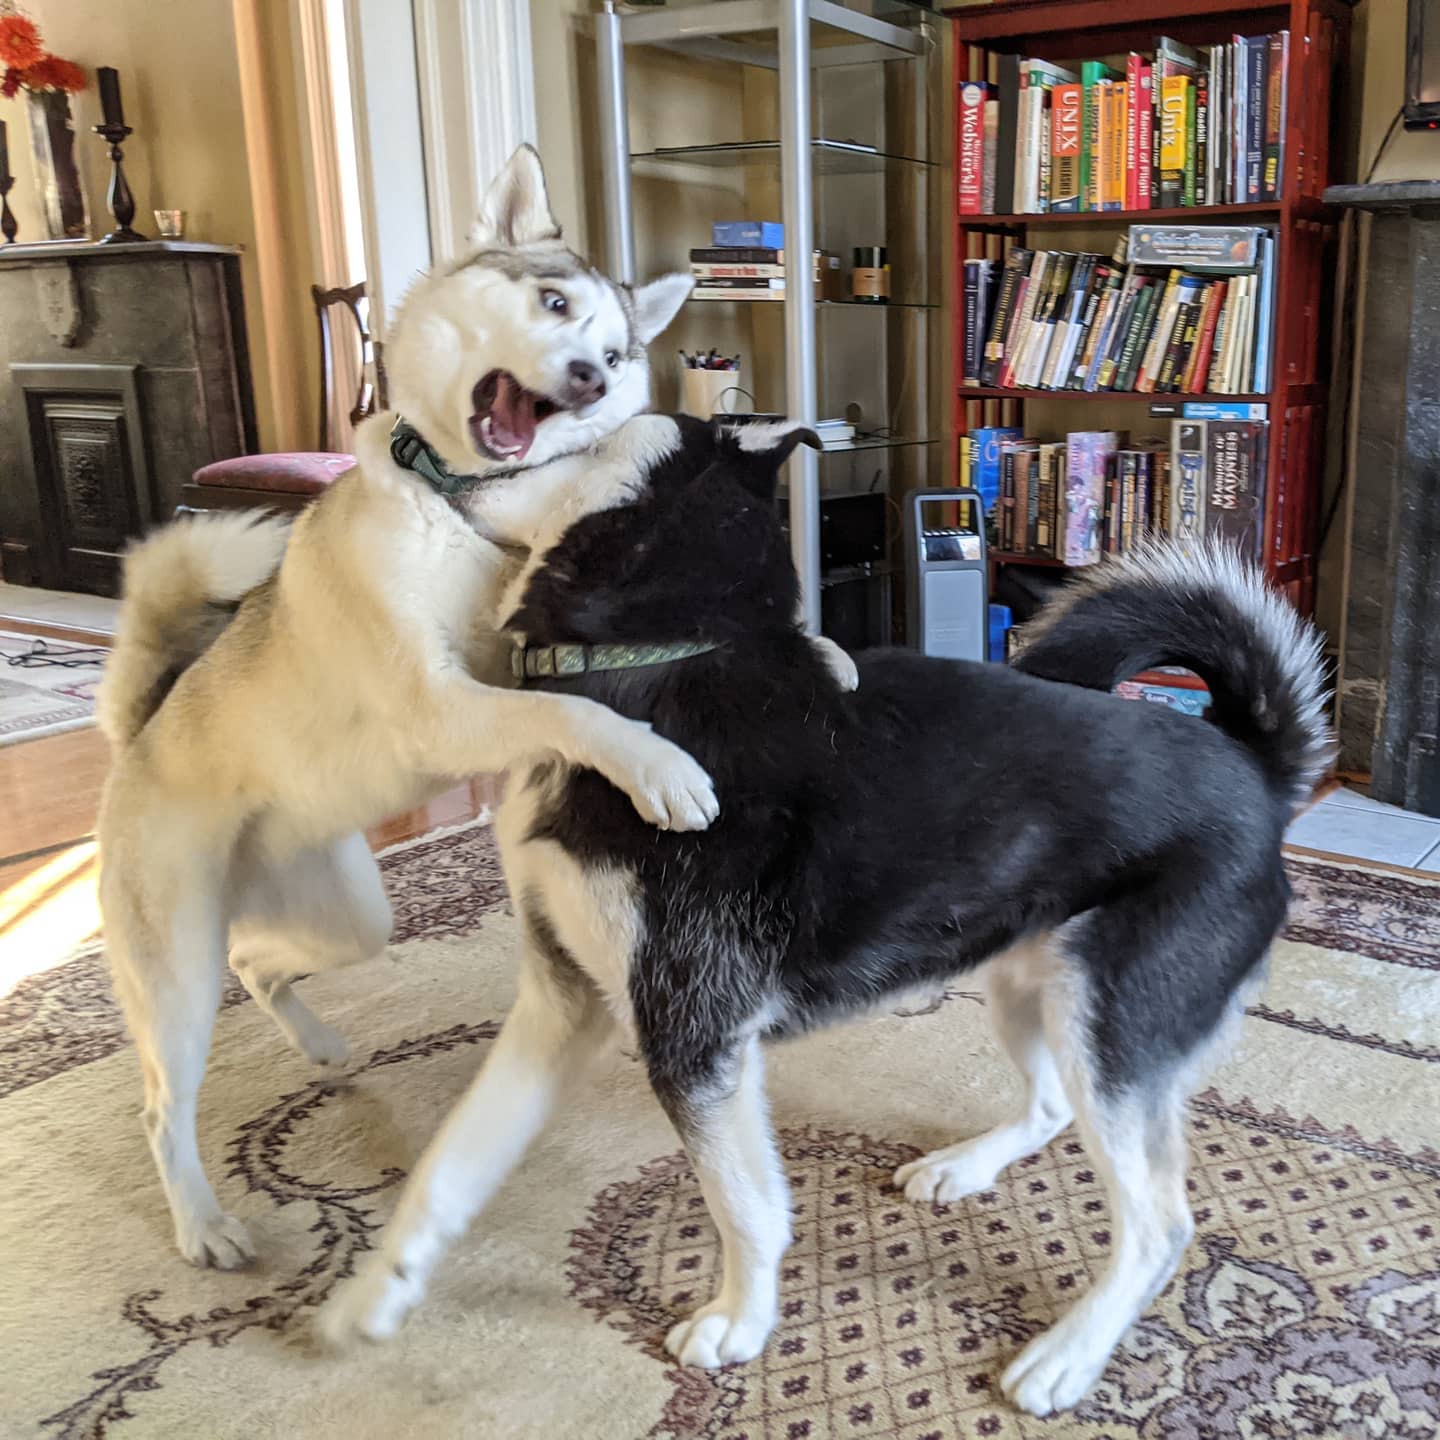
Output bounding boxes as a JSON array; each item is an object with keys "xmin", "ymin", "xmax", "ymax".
[
  {"xmin": 1012, "ymin": 539, "xmax": 1333, "ymax": 807},
  {"xmin": 98, "ymin": 511, "xmax": 290, "ymax": 747}
]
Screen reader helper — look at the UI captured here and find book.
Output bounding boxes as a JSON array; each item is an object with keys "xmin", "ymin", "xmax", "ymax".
[
  {"xmin": 994, "ymin": 54, "xmax": 1022, "ymax": 215},
  {"xmin": 691, "ymin": 288, "xmax": 783, "ymax": 301},
  {"xmin": 713, "ymin": 221, "xmax": 783, "ymax": 247},
  {"xmin": 1159, "ymin": 75, "xmax": 1191, "ymax": 209},
  {"xmin": 1263, "ymin": 32, "xmax": 1286, "ymax": 200},
  {"xmin": 1251, "ymin": 232, "xmax": 1276, "ymax": 391},
  {"xmin": 1115, "ymin": 280, "xmax": 1160, "ymax": 391},
  {"xmin": 1062, "ymin": 431, "xmax": 1120, "ymax": 564},
  {"xmin": 1148, "ymin": 400, "xmax": 1268, "ymax": 420},
  {"xmin": 1135, "ymin": 269, "xmax": 1185, "ymax": 392},
  {"xmin": 1124, "ymin": 53, "xmax": 1145, "ymax": 210},
  {"xmin": 983, "ymin": 98, "xmax": 999, "ymax": 212},
  {"xmin": 689, "ymin": 276, "xmax": 785, "ymax": 289},
  {"xmin": 1205, "ymin": 419, "xmax": 1265, "ymax": 556},
  {"xmin": 958, "ymin": 82, "xmax": 991, "ymax": 214},
  {"xmin": 1080, "ymin": 61, "xmax": 1120, "ymax": 210},
  {"xmin": 1035, "ymin": 441, "xmax": 1061, "ymax": 555},
  {"xmin": 999, "ymin": 250, "xmax": 1050, "ymax": 388},
  {"xmin": 1102, "ymin": 81, "xmax": 1128, "ymax": 210},
  {"xmin": 1243, "ymin": 34, "xmax": 1266, "ymax": 199},
  {"xmin": 981, "ymin": 248, "xmax": 1033, "ymax": 385},
  {"xmin": 690, "ymin": 246, "xmax": 781, "ymax": 264},
  {"xmin": 1019, "ymin": 60, "xmax": 1078, "ymax": 212},
  {"xmin": 1194, "ymin": 70, "xmax": 1210, "ymax": 206},
  {"xmin": 962, "ymin": 258, "xmax": 995, "ymax": 385},
  {"xmin": 1051, "ymin": 82, "xmax": 1083, "ymax": 212},
  {"xmin": 1128, "ymin": 224, "xmax": 1262, "ymax": 269},
  {"xmin": 1182, "ymin": 278, "xmax": 1227, "ymax": 390},
  {"xmin": 972, "ymin": 426, "xmax": 1024, "ymax": 512},
  {"xmin": 1170, "ymin": 419, "xmax": 1207, "ymax": 552}
]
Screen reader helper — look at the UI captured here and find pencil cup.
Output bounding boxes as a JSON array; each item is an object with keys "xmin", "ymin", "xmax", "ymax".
[{"xmin": 681, "ymin": 366, "xmax": 746, "ymax": 417}]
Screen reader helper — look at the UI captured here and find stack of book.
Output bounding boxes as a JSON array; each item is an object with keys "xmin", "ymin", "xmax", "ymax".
[
  {"xmin": 690, "ymin": 247, "xmax": 842, "ymax": 302},
  {"xmin": 959, "ymin": 402, "xmax": 1268, "ymax": 564},
  {"xmin": 957, "ymin": 32, "xmax": 1290, "ymax": 216},
  {"xmin": 962, "ymin": 224, "xmax": 1275, "ymax": 394}
]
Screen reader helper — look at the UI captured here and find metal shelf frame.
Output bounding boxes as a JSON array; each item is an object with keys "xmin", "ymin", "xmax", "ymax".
[{"xmin": 596, "ymin": 0, "xmax": 943, "ymax": 633}]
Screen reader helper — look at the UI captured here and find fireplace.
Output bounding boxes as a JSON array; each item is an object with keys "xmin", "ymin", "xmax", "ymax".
[
  {"xmin": 0, "ymin": 241, "xmax": 256, "ymax": 595},
  {"xmin": 1326, "ymin": 181, "xmax": 1440, "ymax": 816}
]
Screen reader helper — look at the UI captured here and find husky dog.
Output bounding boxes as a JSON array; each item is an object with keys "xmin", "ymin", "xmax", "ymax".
[
  {"xmin": 95, "ymin": 147, "xmax": 732, "ymax": 1271},
  {"xmin": 319, "ymin": 416, "xmax": 1330, "ymax": 1417}
]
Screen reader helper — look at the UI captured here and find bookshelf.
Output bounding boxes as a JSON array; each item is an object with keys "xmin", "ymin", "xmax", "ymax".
[{"xmin": 949, "ymin": 0, "xmax": 1354, "ymax": 614}]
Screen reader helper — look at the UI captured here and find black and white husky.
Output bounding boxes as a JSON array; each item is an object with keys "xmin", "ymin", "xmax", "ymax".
[{"xmin": 320, "ymin": 417, "xmax": 1330, "ymax": 1417}]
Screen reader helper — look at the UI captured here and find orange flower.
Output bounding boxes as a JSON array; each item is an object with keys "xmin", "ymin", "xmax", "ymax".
[
  {"xmin": 0, "ymin": 14, "xmax": 43, "ymax": 70},
  {"xmin": 23, "ymin": 54, "xmax": 84, "ymax": 92}
]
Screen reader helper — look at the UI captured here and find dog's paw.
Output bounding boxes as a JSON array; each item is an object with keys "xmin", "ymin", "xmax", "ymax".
[
  {"xmin": 811, "ymin": 635, "xmax": 859, "ymax": 692},
  {"xmin": 294, "ymin": 1016, "xmax": 351, "ymax": 1072},
  {"xmin": 665, "ymin": 1301, "xmax": 774, "ymax": 1368},
  {"xmin": 624, "ymin": 734, "xmax": 719, "ymax": 833},
  {"xmin": 176, "ymin": 1210, "xmax": 255, "ymax": 1270},
  {"xmin": 893, "ymin": 1146, "xmax": 997, "ymax": 1205},
  {"xmin": 317, "ymin": 1255, "xmax": 425, "ymax": 1348},
  {"xmin": 1001, "ymin": 1319, "xmax": 1111, "ymax": 1417}
]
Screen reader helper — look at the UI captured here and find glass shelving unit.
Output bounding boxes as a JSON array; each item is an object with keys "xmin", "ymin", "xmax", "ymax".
[{"xmin": 596, "ymin": 0, "xmax": 949, "ymax": 637}]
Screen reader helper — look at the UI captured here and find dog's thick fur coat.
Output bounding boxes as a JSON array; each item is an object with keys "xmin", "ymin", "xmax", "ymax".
[
  {"xmin": 96, "ymin": 149, "xmax": 723, "ymax": 1270},
  {"xmin": 320, "ymin": 416, "xmax": 1330, "ymax": 1418}
]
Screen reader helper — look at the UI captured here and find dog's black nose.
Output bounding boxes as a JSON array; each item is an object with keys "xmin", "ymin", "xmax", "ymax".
[{"xmin": 566, "ymin": 360, "xmax": 606, "ymax": 406}]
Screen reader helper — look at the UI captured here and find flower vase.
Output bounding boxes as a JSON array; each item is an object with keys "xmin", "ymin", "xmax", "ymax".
[{"xmin": 26, "ymin": 88, "xmax": 90, "ymax": 239}]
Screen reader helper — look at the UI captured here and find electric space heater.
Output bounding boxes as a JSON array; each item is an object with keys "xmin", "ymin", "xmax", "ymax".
[{"xmin": 904, "ymin": 489, "xmax": 988, "ymax": 662}]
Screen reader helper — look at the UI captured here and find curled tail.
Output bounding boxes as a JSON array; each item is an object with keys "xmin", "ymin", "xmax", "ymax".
[
  {"xmin": 98, "ymin": 511, "xmax": 290, "ymax": 746},
  {"xmin": 1013, "ymin": 539, "xmax": 1333, "ymax": 806}
]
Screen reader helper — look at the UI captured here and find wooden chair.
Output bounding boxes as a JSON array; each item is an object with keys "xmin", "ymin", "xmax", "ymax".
[{"xmin": 182, "ymin": 282, "xmax": 376, "ymax": 513}]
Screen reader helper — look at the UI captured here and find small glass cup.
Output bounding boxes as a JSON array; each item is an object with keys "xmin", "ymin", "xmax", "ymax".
[{"xmin": 153, "ymin": 209, "xmax": 185, "ymax": 239}]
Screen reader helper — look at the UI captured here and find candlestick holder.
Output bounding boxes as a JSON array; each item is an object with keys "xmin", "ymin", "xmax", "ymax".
[
  {"xmin": 93, "ymin": 122, "xmax": 147, "ymax": 244},
  {"xmin": 0, "ymin": 176, "xmax": 16, "ymax": 245}
]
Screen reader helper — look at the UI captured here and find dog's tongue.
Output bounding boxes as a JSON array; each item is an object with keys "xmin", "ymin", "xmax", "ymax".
[{"xmin": 487, "ymin": 373, "xmax": 537, "ymax": 458}]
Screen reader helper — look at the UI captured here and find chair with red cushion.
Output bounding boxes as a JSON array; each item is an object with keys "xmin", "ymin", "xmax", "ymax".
[{"xmin": 182, "ymin": 282, "xmax": 375, "ymax": 514}]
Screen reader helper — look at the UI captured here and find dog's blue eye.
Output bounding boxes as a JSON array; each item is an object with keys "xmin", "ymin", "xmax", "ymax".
[
  {"xmin": 541, "ymin": 288, "xmax": 568, "ymax": 316},
  {"xmin": 604, "ymin": 350, "xmax": 620, "ymax": 368}
]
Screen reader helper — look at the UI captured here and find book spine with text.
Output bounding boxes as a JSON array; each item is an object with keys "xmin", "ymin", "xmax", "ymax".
[
  {"xmin": 1051, "ymin": 83, "xmax": 1083, "ymax": 212},
  {"xmin": 1245, "ymin": 37, "xmax": 1265, "ymax": 199},
  {"xmin": 1159, "ymin": 76, "xmax": 1190, "ymax": 208},
  {"xmin": 1170, "ymin": 419, "xmax": 1208, "ymax": 552},
  {"xmin": 958, "ymin": 82, "xmax": 990, "ymax": 214},
  {"xmin": 980, "ymin": 248, "xmax": 1032, "ymax": 386},
  {"xmin": 1205, "ymin": 420, "xmax": 1264, "ymax": 557},
  {"xmin": 1137, "ymin": 64, "xmax": 1154, "ymax": 209},
  {"xmin": 1103, "ymin": 81, "xmax": 1127, "ymax": 210},
  {"xmin": 1194, "ymin": 71, "xmax": 1210, "ymax": 206},
  {"xmin": 1263, "ymin": 32, "xmax": 1287, "ymax": 200}
]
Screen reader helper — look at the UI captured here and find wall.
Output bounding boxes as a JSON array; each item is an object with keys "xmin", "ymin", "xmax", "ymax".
[{"xmin": 0, "ymin": 0, "xmax": 315, "ymax": 452}]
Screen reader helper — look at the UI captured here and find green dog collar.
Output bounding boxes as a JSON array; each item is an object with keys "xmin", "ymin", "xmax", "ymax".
[
  {"xmin": 514, "ymin": 639, "xmax": 718, "ymax": 682},
  {"xmin": 389, "ymin": 416, "xmax": 480, "ymax": 497}
]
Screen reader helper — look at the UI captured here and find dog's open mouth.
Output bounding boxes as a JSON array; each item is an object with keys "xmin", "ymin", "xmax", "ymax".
[{"xmin": 469, "ymin": 370, "xmax": 561, "ymax": 463}]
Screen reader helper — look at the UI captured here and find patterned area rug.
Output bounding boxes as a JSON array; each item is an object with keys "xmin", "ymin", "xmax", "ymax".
[
  {"xmin": 0, "ymin": 630, "xmax": 106, "ymax": 747},
  {"xmin": 1, "ymin": 824, "xmax": 1436, "ymax": 1439}
]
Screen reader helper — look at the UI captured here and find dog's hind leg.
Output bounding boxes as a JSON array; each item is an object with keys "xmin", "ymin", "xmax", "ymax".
[
  {"xmin": 229, "ymin": 831, "xmax": 392, "ymax": 1069},
  {"xmin": 895, "ymin": 937, "xmax": 1073, "ymax": 1204},
  {"xmin": 657, "ymin": 1036, "xmax": 792, "ymax": 1368},
  {"xmin": 999, "ymin": 1075, "xmax": 1192, "ymax": 1417},
  {"xmin": 317, "ymin": 943, "xmax": 610, "ymax": 1346},
  {"xmin": 107, "ymin": 876, "xmax": 255, "ymax": 1269}
]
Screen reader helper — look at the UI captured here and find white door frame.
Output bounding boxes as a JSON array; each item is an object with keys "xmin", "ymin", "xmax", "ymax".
[{"xmin": 414, "ymin": 0, "xmax": 539, "ymax": 264}]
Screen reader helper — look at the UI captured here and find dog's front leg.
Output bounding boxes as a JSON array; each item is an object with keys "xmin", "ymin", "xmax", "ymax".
[
  {"xmin": 655, "ymin": 1037, "xmax": 790, "ymax": 1368},
  {"xmin": 318, "ymin": 964, "xmax": 609, "ymax": 1345},
  {"xmin": 808, "ymin": 635, "xmax": 859, "ymax": 692},
  {"xmin": 418, "ymin": 679, "xmax": 718, "ymax": 831}
]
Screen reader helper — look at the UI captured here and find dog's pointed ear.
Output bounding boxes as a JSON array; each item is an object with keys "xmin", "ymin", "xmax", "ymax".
[
  {"xmin": 721, "ymin": 422, "xmax": 822, "ymax": 499},
  {"xmin": 469, "ymin": 144, "xmax": 561, "ymax": 250},
  {"xmin": 630, "ymin": 273, "xmax": 693, "ymax": 344}
]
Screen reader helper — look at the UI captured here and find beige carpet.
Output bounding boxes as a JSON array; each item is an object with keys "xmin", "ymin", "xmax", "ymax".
[
  {"xmin": 0, "ymin": 630, "xmax": 105, "ymax": 746},
  {"xmin": 2, "ymin": 823, "xmax": 1437, "ymax": 1439}
]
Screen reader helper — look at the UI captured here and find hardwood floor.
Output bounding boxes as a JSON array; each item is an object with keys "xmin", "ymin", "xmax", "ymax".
[{"xmin": 0, "ymin": 724, "xmax": 495, "ymax": 912}]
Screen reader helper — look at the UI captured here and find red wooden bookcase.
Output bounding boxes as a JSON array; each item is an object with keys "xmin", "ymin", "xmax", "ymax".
[{"xmin": 947, "ymin": 0, "xmax": 1353, "ymax": 613}]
